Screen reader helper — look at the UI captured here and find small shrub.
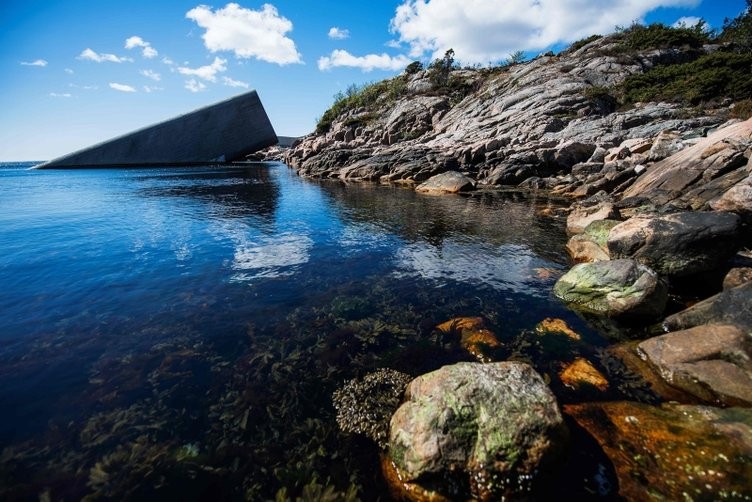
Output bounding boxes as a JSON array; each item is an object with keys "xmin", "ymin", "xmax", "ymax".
[
  {"xmin": 428, "ymin": 48, "xmax": 456, "ymax": 87},
  {"xmin": 404, "ymin": 61, "xmax": 423, "ymax": 75},
  {"xmin": 506, "ymin": 50, "xmax": 526, "ymax": 65},
  {"xmin": 731, "ymin": 98, "xmax": 752, "ymax": 119},
  {"xmin": 719, "ymin": 0, "xmax": 752, "ymax": 53}
]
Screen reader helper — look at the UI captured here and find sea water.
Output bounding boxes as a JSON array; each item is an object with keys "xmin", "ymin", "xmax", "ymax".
[{"xmin": 0, "ymin": 162, "xmax": 621, "ymax": 499}]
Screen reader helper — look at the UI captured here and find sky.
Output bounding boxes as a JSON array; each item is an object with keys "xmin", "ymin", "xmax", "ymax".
[{"xmin": 0, "ymin": 0, "xmax": 747, "ymax": 161}]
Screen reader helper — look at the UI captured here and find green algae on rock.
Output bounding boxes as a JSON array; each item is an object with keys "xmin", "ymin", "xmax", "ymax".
[
  {"xmin": 387, "ymin": 362, "xmax": 568, "ymax": 501},
  {"xmin": 553, "ymin": 258, "xmax": 667, "ymax": 320}
]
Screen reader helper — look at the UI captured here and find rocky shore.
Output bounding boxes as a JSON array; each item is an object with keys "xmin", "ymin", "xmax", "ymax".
[{"xmin": 286, "ymin": 26, "xmax": 752, "ymax": 500}]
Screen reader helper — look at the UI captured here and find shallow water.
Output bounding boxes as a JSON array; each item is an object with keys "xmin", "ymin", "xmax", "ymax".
[{"xmin": 0, "ymin": 162, "xmax": 639, "ymax": 499}]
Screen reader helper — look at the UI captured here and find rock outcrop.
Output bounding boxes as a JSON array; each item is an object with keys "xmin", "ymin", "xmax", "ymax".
[{"xmin": 387, "ymin": 362, "xmax": 567, "ymax": 501}]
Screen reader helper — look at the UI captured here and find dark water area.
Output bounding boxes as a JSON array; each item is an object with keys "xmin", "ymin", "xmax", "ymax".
[{"xmin": 0, "ymin": 162, "xmax": 644, "ymax": 499}]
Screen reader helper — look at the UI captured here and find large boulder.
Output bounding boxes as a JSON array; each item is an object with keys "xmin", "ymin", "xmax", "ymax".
[
  {"xmin": 415, "ymin": 170, "xmax": 476, "ymax": 194},
  {"xmin": 711, "ymin": 174, "xmax": 752, "ymax": 219},
  {"xmin": 565, "ymin": 401, "xmax": 752, "ymax": 500},
  {"xmin": 637, "ymin": 324, "xmax": 752, "ymax": 406},
  {"xmin": 387, "ymin": 362, "xmax": 567, "ymax": 501},
  {"xmin": 553, "ymin": 259, "xmax": 667, "ymax": 320},
  {"xmin": 664, "ymin": 281, "xmax": 752, "ymax": 331},
  {"xmin": 606, "ymin": 211, "xmax": 741, "ymax": 278}
]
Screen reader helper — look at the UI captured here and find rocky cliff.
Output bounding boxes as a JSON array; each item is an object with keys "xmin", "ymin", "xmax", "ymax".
[{"xmin": 284, "ymin": 32, "xmax": 750, "ymax": 210}]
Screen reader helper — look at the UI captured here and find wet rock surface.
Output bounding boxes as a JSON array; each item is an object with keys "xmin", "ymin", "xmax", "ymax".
[
  {"xmin": 553, "ymin": 259, "xmax": 667, "ymax": 320},
  {"xmin": 387, "ymin": 362, "xmax": 567, "ymax": 501},
  {"xmin": 435, "ymin": 317, "xmax": 501, "ymax": 363}
]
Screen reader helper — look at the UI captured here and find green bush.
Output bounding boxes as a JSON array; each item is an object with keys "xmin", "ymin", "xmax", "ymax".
[
  {"xmin": 621, "ymin": 50, "xmax": 752, "ymax": 104},
  {"xmin": 428, "ymin": 48, "xmax": 456, "ymax": 87},
  {"xmin": 404, "ymin": 61, "xmax": 423, "ymax": 75},
  {"xmin": 619, "ymin": 22, "xmax": 710, "ymax": 50},
  {"xmin": 315, "ymin": 77, "xmax": 409, "ymax": 133}
]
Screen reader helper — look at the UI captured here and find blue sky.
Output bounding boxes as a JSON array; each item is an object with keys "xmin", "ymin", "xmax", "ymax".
[{"xmin": 0, "ymin": 0, "xmax": 747, "ymax": 161}]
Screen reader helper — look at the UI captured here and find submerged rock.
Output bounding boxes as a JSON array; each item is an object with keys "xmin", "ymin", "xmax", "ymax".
[
  {"xmin": 332, "ymin": 368, "xmax": 412, "ymax": 449},
  {"xmin": 637, "ymin": 324, "xmax": 752, "ymax": 406},
  {"xmin": 607, "ymin": 211, "xmax": 741, "ymax": 278},
  {"xmin": 387, "ymin": 362, "xmax": 567, "ymax": 501},
  {"xmin": 415, "ymin": 171, "xmax": 476, "ymax": 194},
  {"xmin": 435, "ymin": 317, "xmax": 501, "ymax": 363},
  {"xmin": 565, "ymin": 401, "xmax": 752, "ymax": 500},
  {"xmin": 535, "ymin": 318, "xmax": 581, "ymax": 341},
  {"xmin": 553, "ymin": 259, "xmax": 667, "ymax": 320},
  {"xmin": 558, "ymin": 358, "xmax": 609, "ymax": 391}
]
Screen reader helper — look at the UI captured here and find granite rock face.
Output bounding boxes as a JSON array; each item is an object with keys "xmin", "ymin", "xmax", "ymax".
[
  {"xmin": 387, "ymin": 362, "xmax": 567, "ymax": 501},
  {"xmin": 553, "ymin": 259, "xmax": 667, "ymax": 320},
  {"xmin": 606, "ymin": 211, "xmax": 741, "ymax": 278}
]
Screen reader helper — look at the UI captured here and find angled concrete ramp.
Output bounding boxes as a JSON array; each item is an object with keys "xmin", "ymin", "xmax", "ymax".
[{"xmin": 36, "ymin": 90, "xmax": 277, "ymax": 168}]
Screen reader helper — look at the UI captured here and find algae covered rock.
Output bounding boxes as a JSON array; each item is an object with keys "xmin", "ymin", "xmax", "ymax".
[
  {"xmin": 565, "ymin": 401, "xmax": 752, "ymax": 500},
  {"xmin": 435, "ymin": 317, "xmax": 501, "ymax": 363},
  {"xmin": 332, "ymin": 368, "xmax": 412, "ymax": 448},
  {"xmin": 387, "ymin": 362, "xmax": 567, "ymax": 501},
  {"xmin": 553, "ymin": 259, "xmax": 667, "ymax": 320}
]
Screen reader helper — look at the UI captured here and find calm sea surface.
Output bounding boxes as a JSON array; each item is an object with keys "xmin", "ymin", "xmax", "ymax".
[{"xmin": 0, "ymin": 162, "xmax": 631, "ymax": 499}]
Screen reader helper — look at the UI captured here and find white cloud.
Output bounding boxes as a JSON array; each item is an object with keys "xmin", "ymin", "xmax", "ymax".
[
  {"xmin": 385, "ymin": 39, "xmax": 403, "ymax": 49},
  {"xmin": 21, "ymin": 59, "xmax": 48, "ymax": 67},
  {"xmin": 125, "ymin": 35, "xmax": 159, "ymax": 58},
  {"xmin": 162, "ymin": 56, "xmax": 175, "ymax": 66},
  {"xmin": 318, "ymin": 50, "xmax": 412, "ymax": 72},
  {"xmin": 390, "ymin": 0, "xmax": 700, "ymax": 64},
  {"xmin": 49, "ymin": 92, "xmax": 72, "ymax": 98},
  {"xmin": 328, "ymin": 27, "xmax": 350, "ymax": 40},
  {"xmin": 143, "ymin": 85, "xmax": 163, "ymax": 93},
  {"xmin": 140, "ymin": 69, "xmax": 161, "ymax": 81},
  {"xmin": 78, "ymin": 48, "xmax": 133, "ymax": 63},
  {"xmin": 185, "ymin": 79, "xmax": 206, "ymax": 92},
  {"xmin": 223, "ymin": 76, "xmax": 250, "ymax": 88},
  {"xmin": 185, "ymin": 3, "xmax": 302, "ymax": 65},
  {"xmin": 64, "ymin": 68, "xmax": 74, "ymax": 74},
  {"xmin": 109, "ymin": 82, "xmax": 137, "ymax": 92},
  {"xmin": 177, "ymin": 57, "xmax": 227, "ymax": 82},
  {"xmin": 672, "ymin": 16, "xmax": 703, "ymax": 28}
]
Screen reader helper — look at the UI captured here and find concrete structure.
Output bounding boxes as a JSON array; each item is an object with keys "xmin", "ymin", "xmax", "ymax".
[{"xmin": 36, "ymin": 90, "xmax": 277, "ymax": 168}]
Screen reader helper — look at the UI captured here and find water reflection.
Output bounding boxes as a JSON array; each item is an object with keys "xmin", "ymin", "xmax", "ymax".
[
  {"xmin": 136, "ymin": 164, "xmax": 280, "ymax": 221},
  {"xmin": 316, "ymin": 181, "xmax": 570, "ymax": 264}
]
